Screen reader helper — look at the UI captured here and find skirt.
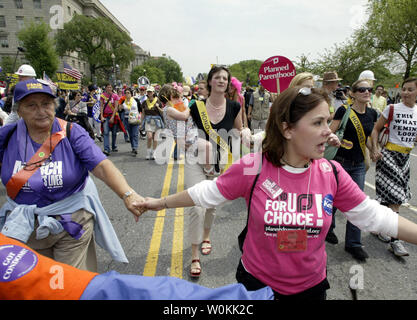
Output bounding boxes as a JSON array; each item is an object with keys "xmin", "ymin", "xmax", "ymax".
[{"xmin": 376, "ymin": 148, "xmax": 411, "ymax": 205}]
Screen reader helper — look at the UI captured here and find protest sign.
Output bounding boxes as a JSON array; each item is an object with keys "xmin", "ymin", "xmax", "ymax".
[{"xmin": 258, "ymin": 56, "xmax": 296, "ymax": 94}]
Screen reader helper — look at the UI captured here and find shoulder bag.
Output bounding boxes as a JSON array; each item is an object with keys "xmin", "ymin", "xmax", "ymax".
[
  {"xmin": 324, "ymin": 105, "xmax": 351, "ymax": 160},
  {"xmin": 378, "ymin": 104, "xmax": 394, "ymax": 148}
]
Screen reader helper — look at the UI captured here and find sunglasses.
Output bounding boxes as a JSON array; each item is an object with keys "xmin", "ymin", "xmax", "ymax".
[
  {"xmin": 23, "ymin": 154, "xmax": 52, "ymax": 171},
  {"xmin": 354, "ymin": 87, "xmax": 373, "ymax": 93}
]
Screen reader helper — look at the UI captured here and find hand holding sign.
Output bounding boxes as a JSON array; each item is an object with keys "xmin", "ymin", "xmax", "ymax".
[{"xmin": 259, "ymin": 56, "xmax": 296, "ymax": 94}]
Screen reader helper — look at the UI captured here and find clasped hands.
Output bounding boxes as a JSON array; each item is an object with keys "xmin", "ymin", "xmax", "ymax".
[{"xmin": 123, "ymin": 193, "xmax": 166, "ymax": 222}]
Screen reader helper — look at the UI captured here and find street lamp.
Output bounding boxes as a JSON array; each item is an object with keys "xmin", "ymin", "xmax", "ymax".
[{"xmin": 111, "ymin": 53, "xmax": 116, "ymax": 87}]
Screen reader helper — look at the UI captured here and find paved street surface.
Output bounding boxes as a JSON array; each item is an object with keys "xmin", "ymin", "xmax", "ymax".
[{"xmin": 2, "ymin": 132, "xmax": 417, "ymax": 300}]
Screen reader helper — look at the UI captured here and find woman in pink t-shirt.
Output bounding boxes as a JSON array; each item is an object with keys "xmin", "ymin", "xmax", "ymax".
[{"xmin": 141, "ymin": 87, "xmax": 417, "ymax": 300}]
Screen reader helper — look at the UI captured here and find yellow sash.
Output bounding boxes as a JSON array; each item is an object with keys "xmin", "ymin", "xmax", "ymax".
[
  {"xmin": 101, "ymin": 93, "xmax": 118, "ymax": 116},
  {"xmin": 146, "ymin": 98, "xmax": 158, "ymax": 110},
  {"xmin": 196, "ymin": 101, "xmax": 234, "ymax": 173},
  {"xmin": 346, "ymin": 105, "xmax": 367, "ymax": 161}
]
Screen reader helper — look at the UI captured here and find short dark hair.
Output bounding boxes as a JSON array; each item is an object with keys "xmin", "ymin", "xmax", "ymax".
[
  {"xmin": 206, "ymin": 65, "xmax": 231, "ymax": 95},
  {"xmin": 402, "ymin": 77, "xmax": 417, "ymax": 88},
  {"xmin": 376, "ymin": 84, "xmax": 384, "ymax": 90},
  {"xmin": 263, "ymin": 86, "xmax": 330, "ymax": 167}
]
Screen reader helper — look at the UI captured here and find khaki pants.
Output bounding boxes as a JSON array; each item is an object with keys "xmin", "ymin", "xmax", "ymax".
[
  {"xmin": 184, "ymin": 161, "xmax": 216, "ymax": 245},
  {"xmin": 27, "ymin": 209, "xmax": 97, "ymax": 272}
]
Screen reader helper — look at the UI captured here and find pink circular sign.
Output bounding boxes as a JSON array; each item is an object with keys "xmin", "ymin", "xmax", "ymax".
[{"xmin": 258, "ymin": 56, "xmax": 296, "ymax": 93}]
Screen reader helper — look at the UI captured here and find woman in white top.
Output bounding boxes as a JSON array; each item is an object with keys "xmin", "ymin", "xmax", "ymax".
[
  {"xmin": 370, "ymin": 77, "xmax": 417, "ymax": 256},
  {"xmin": 121, "ymin": 88, "xmax": 141, "ymax": 155}
]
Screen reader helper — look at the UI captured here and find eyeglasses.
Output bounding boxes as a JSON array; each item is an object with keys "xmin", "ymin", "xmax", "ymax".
[
  {"xmin": 23, "ymin": 154, "xmax": 52, "ymax": 171},
  {"xmin": 354, "ymin": 87, "xmax": 373, "ymax": 93}
]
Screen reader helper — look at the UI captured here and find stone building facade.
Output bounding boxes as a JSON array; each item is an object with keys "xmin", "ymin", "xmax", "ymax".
[{"xmin": 0, "ymin": 0, "xmax": 150, "ymax": 81}]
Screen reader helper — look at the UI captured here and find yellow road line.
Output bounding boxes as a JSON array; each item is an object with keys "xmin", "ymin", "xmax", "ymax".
[
  {"xmin": 143, "ymin": 145, "xmax": 175, "ymax": 277},
  {"xmin": 170, "ymin": 158, "xmax": 185, "ymax": 278}
]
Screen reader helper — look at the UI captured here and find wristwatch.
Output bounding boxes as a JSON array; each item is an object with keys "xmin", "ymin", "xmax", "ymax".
[{"xmin": 122, "ymin": 190, "xmax": 134, "ymax": 200}]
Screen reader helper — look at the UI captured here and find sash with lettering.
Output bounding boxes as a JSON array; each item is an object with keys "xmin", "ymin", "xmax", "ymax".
[
  {"xmin": 346, "ymin": 105, "xmax": 369, "ymax": 170},
  {"xmin": 6, "ymin": 118, "xmax": 71, "ymax": 200},
  {"xmin": 100, "ymin": 93, "xmax": 126, "ymax": 133},
  {"xmin": 0, "ymin": 233, "xmax": 97, "ymax": 300},
  {"xmin": 195, "ymin": 101, "xmax": 234, "ymax": 173}
]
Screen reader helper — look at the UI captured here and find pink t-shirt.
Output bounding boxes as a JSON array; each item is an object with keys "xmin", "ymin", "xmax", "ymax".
[
  {"xmin": 216, "ymin": 153, "xmax": 366, "ymax": 295},
  {"xmin": 100, "ymin": 92, "xmax": 120, "ymax": 115}
]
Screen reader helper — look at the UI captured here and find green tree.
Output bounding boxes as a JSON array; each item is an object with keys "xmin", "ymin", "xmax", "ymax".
[
  {"xmin": 229, "ymin": 59, "xmax": 263, "ymax": 86},
  {"xmin": 312, "ymin": 35, "xmax": 392, "ymax": 86},
  {"xmin": 362, "ymin": 0, "xmax": 417, "ymax": 79},
  {"xmin": 143, "ymin": 57, "xmax": 183, "ymax": 83},
  {"xmin": 130, "ymin": 65, "xmax": 166, "ymax": 85},
  {"xmin": 17, "ymin": 20, "xmax": 59, "ymax": 78},
  {"xmin": 55, "ymin": 15, "xmax": 135, "ymax": 82}
]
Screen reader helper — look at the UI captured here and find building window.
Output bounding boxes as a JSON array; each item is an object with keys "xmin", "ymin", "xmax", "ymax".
[
  {"xmin": 34, "ymin": 17, "xmax": 43, "ymax": 24},
  {"xmin": 0, "ymin": 16, "xmax": 5, "ymax": 28},
  {"xmin": 16, "ymin": 16, "xmax": 24, "ymax": 30},
  {"xmin": 0, "ymin": 35, "xmax": 9, "ymax": 48},
  {"xmin": 67, "ymin": 6, "xmax": 71, "ymax": 15},
  {"xmin": 14, "ymin": 0, "xmax": 23, "ymax": 9},
  {"xmin": 0, "ymin": 1, "xmax": 4, "ymax": 8},
  {"xmin": 33, "ymin": 0, "xmax": 41, "ymax": 9}
]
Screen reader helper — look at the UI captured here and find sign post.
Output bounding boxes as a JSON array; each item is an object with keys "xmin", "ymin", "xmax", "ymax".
[
  {"xmin": 258, "ymin": 56, "xmax": 296, "ymax": 94},
  {"xmin": 137, "ymin": 76, "xmax": 150, "ymax": 87}
]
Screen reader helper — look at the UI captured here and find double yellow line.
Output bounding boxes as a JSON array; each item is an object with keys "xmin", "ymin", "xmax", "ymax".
[{"xmin": 143, "ymin": 145, "xmax": 185, "ymax": 278}]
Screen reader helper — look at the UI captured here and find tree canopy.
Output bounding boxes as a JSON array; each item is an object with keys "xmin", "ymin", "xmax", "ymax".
[
  {"xmin": 17, "ymin": 21, "xmax": 59, "ymax": 78},
  {"xmin": 55, "ymin": 14, "xmax": 135, "ymax": 82}
]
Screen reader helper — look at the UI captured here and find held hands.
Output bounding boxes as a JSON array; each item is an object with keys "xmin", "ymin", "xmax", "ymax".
[
  {"xmin": 123, "ymin": 192, "xmax": 147, "ymax": 222},
  {"xmin": 142, "ymin": 197, "xmax": 166, "ymax": 212},
  {"xmin": 124, "ymin": 196, "xmax": 168, "ymax": 222},
  {"xmin": 370, "ymin": 148, "xmax": 383, "ymax": 162}
]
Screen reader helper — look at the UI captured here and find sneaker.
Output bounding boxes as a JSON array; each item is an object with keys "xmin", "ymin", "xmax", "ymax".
[
  {"xmin": 112, "ymin": 148, "xmax": 118, "ymax": 152},
  {"xmin": 325, "ymin": 231, "xmax": 339, "ymax": 244},
  {"xmin": 377, "ymin": 233, "xmax": 391, "ymax": 243},
  {"xmin": 103, "ymin": 150, "xmax": 110, "ymax": 156},
  {"xmin": 389, "ymin": 240, "xmax": 409, "ymax": 257},
  {"xmin": 146, "ymin": 149, "xmax": 151, "ymax": 160},
  {"xmin": 345, "ymin": 246, "xmax": 369, "ymax": 262}
]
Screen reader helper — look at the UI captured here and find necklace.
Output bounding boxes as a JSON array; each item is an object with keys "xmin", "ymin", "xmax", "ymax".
[
  {"xmin": 207, "ymin": 98, "xmax": 225, "ymax": 110},
  {"xmin": 281, "ymin": 157, "xmax": 311, "ymax": 169}
]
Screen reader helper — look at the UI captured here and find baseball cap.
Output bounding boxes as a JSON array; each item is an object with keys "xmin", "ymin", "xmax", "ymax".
[
  {"xmin": 146, "ymin": 86, "xmax": 155, "ymax": 92},
  {"xmin": 14, "ymin": 79, "xmax": 56, "ymax": 102},
  {"xmin": 15, "ymin": 64, "xmax": 37, "ymax": 77}
]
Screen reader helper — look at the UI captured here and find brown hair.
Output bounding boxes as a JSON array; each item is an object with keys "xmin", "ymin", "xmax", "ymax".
[
  {"xmin": 263, "ymin": 86, "xmax": 330, "ymax": 167},
  {"xmin": 402, "ymin": 77, "xmax": 417, "ymax": 88},
  {"xmin": 351, "ymin": 79, "xmax": 371, "ymax": 92},
  {"xmin": 206, "ymin": 65, "xmax": 231, "ymax": 94}
]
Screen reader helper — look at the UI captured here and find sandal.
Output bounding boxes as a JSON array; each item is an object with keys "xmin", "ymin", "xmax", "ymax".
[
  {"xmin": 201, "ymin": 240, "xmax": 212, "ymax": 255},
  {"xmin": 190, "ymin": 259, "xmax": 201, "ymax": 278}
]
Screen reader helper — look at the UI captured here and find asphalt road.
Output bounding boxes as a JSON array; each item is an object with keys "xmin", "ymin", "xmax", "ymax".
[{"xmin": 2, "ymin": 132, "xmax": 417, "ymax": 300}]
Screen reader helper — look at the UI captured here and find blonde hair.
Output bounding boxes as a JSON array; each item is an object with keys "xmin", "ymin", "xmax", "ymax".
[{"xmin": 289, "ymin": 72, "xmax": 314, "ymax": 88}]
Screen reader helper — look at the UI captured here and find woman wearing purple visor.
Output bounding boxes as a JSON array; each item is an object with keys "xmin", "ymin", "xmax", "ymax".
[{"xmin": 0, "ymin": 79, "xmax": 146, "ymax": 272}]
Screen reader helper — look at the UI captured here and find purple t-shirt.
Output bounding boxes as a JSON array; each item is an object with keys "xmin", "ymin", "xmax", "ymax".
[{"xmin": 0, "ymin": 118, "xmax": 106, "ymax": 208}]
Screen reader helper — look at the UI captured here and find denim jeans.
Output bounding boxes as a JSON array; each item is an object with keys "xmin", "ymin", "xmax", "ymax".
[
  {"xmin": 127, "ymin": 122, "xmax": 139, "ymax": 150},
  {"xmin": 103, "ymin": 118, "xmax": 118, "ymax": 152},
  {"xmin": 120, "ymin": 111, "xmax": 129, "ymax": 141},
  {"xmin": 331, "ymin": 157, "xmax": 366, "ymax": 248}
]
